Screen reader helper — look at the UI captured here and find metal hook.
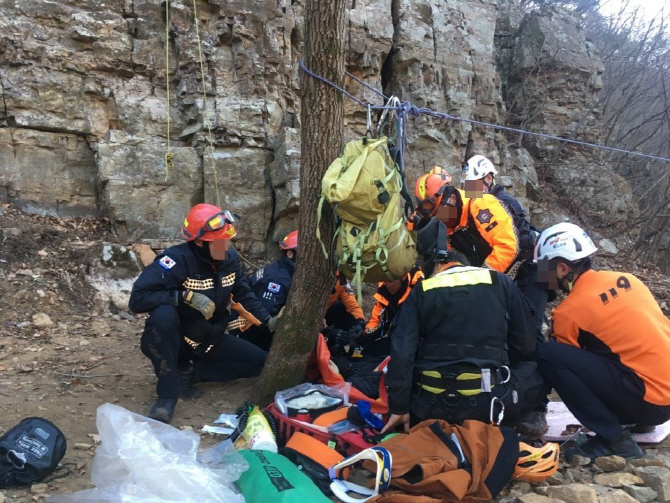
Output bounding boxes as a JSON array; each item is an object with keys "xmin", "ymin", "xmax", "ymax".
[
  {"xmin": 366, "ymin": 104, "xmax": 373, "ymax": 137},
  {"xmin": 490, "ymin": 397, "xmax": 505, "ymax": 425}
]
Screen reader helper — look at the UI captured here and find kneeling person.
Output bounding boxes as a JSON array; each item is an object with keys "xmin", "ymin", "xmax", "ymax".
[
  {"xmin": 129, "ymin": 204, "xmax": 277, "ymax": 423},
  {"xmin": 535, "ymin": 223, "xmax": 670, "ymax": 460},
  {"xmin": 382, "ymin": 220, "xmax": 548, "ymax": 435}
]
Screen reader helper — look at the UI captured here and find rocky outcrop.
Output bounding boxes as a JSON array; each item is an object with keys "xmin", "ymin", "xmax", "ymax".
[
  {"xmin": 0, "ymin": 0, "xmax": 638, "ymax": 257},
  {"xmin": 500, "ymin": 7, "xmax": 638, "ymax": 222}
]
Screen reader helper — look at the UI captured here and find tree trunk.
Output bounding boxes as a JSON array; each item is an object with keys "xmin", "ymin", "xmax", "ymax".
[{"xmin": 253, "ymin": 0, "xmax": 346, "ymax": 405}]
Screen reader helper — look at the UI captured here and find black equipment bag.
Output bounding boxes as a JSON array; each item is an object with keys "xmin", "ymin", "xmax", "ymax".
[{"xmin": 0, "ymin": 417, "xmax": 67, "ymax": 488}]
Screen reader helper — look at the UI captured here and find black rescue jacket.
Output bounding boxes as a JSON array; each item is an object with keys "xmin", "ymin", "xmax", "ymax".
[
  {"xmin": 386, "ymin": 264, "xmax": 536, "ymax": 414},
  {"xmin": 129, "ymin": 242, "xmax": 270, "ymax": 332},
  {"xmin": 248, "ymin": 255, "xmax": 295, "ymax": 317}
]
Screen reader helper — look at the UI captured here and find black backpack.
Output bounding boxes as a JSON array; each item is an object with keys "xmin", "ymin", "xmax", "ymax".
[{"xmin": 0, "ymin": 417, "xmax": 67, "ymax": 488}]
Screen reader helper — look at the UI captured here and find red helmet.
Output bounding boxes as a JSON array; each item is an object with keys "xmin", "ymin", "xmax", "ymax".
[
  {"xmin": 181, "ymin": 203, "xmax": 238, "ymax": 242},
  {"xmin": 279, "ymin": 230, "xmax": 298, "ymax": 251},
  {"xmin": 414, "ymin": 166, "xmax": 452, "ymax": 217}
]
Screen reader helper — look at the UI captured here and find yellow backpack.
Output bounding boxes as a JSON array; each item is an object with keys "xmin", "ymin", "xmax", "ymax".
[{"xmin": 318, "ymin": 137, "xmax": 417, "ymax": 300}]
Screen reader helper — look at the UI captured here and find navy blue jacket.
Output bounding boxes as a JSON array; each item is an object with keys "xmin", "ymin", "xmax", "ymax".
[
  {"xmin": 248, "ymin": 255, "xmax": 295, "ymax": 317},
  {"xmin": 129, "ymin": 242, "xmax": 270, "ymax": 327}
]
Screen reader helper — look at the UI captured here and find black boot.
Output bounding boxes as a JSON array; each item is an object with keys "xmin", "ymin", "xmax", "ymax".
[
  {"xmin": 149, "ymin": 397, "xmax": 178, "ymax": 423},
  {"xmin": 515, "ymin": 408, "xmax": 548, "ymax": 440},
  {"xmin": 568, "ymin": 430, "xmax": 643, "ymax": 461},
  {"xmin": 630, "ymin": 424, "xmax": 656, "ymax": 434},
  {"xmin": 179, "ymin": 367, "xmax": 202, "ymax": 400}
]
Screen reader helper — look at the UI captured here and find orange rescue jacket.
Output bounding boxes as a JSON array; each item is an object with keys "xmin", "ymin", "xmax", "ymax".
[
  {"xmin": 366, "ymin": 268, "xmax": 424, "ymax": 333},
  {"xmin": 552, "ymin": 269, "xmax": 670, "ymax": 406},
  {"xmin": 328, "ymin": 278, "xmax": 365, "ymax": 321},
  {"xmin": 448, "ymin": 190, "xmax": 519, "ymax": 273}
]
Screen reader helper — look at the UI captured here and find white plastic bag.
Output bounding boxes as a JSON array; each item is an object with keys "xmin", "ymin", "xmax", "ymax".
[{"xmin": 48, "ymin": 403, "xmax": 247, "ymax": 503}]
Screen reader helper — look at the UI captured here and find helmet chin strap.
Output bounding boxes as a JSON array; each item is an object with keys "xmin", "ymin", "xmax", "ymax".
[
  {"xmin": 559, "ymin": 269, "xmax": 576, "ymax": 293},
  {"xmin": 483, "ymin": 177, "xmax": 494, "ymax": 192}
]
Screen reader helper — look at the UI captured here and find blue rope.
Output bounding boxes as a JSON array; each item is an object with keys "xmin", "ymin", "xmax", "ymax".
[{"xmin": 300, "ymin": 60, "xmax": 670, "ymax": 164}]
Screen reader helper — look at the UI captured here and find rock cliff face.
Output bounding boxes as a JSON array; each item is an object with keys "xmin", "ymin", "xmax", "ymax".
[{"xmin": 0, "ymin": 0, "xmax": 637, "ymax": 258}]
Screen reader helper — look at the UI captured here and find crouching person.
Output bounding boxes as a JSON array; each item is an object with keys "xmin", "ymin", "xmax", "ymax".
[
  {"xmin": 129, "ymin": 204, "xmax": 278, "ymax": 423},
  {"xmin": 535, "ymin": 223, "xmax": 670, "ymax": 460},
  {"xmin": 382, "ymin": 219, "xmax": 549, "ymax": 436}
]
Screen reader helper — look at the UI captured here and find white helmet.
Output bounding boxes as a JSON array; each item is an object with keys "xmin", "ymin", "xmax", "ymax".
[
  {"xmin": 462, "ymin": 155, "xmax": 498, "ymax": 182},
  {"xmin": 534, "ymin": 223, "xmax": 598, "ymax": 263}
]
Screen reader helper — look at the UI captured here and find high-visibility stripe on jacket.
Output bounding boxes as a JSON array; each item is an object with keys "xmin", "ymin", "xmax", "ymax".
[
  {"xmin": 366, "ymin": 268, "xmax": 424, "ymax": 333},
  {"xmin": 552, "ymin": 269, "xmax": 670, "ymax": 406}
]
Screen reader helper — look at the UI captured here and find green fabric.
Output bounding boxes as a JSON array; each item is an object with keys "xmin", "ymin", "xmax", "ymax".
[
  {"xmin": 320, "ymin": 137, "xmax": 417, "ymax": 297},
  {"xmin": 236, "ymin": 449, "xmax": 331, "ymax": 503}
]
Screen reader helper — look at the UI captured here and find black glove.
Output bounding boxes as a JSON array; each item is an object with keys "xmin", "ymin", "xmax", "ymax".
[
  {"xmin": 350, "ymin": 320, "xmax": 365, "ymax": 341},
  {"xmin": 183, "ymin": 290, "xmax": 215, "ymax": 320}
]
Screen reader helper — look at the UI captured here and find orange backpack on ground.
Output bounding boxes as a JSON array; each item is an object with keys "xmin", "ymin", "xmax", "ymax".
[{"xmin": 369, "ymin": 419, "xmax": 519, "ymax": 503}]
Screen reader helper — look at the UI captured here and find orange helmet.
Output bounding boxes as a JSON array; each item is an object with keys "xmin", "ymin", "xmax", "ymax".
[
  {"xmin": 181, "ymin": 204, "xmax": 238, "ymax": 242},
  {"xmin": 279, "ymin": 230, "xmax": 298, "ymax": 251},
  {"xmin": 514, "ymin": 442, "xmax": 560, "ymax": 483},
  {"xmin": 414, "ymin": 166, "xmax": 452, "ymax": 217}
]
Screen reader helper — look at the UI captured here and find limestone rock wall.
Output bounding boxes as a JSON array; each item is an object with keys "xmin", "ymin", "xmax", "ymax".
[
  {"xmin": 0, "ymin": 0, "xmax": 636, "ymax": 258},
  {"xmin": 500, "ymin": 7, "xmax": 637, "ymax": 222}
]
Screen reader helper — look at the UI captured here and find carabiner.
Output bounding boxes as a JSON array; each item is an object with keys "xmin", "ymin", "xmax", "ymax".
[{"xmin": 490, "ymin": 397, "xmax": 505, "ymax": 425}]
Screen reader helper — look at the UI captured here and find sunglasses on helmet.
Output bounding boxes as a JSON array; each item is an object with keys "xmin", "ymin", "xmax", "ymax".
[
  {"xmin": 195, "ymin": 210, "xmax": 239, "ymax": 240},
  {"xmin": 416, "ymin": 184, "xmax": 447, "ymax": 217}
]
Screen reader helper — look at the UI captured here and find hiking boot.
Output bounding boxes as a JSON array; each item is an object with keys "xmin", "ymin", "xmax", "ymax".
[
  {"xmin": 515, "ymin": 409, "xmax": 549, "ymax": 440},
  {"xmin": 630, "ymin": 424, "xmax": 656, "ymax": 434},
  {"xmin": 148, "ymin": 397, "xmax": 178, "ymax": 423},
  {"xmin": 179, "ymin": 367, "xmax": 202, "ymax": 400},
  {"xmin": 568, "ymin": 430, "xmax": 643, "ymax": 461}
]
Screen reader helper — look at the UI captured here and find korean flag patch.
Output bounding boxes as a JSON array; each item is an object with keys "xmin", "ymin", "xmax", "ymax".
[
  {"xmin": 268, "ymin": 282, "xmax": 281, "ymax": 293},
  {"xmin": 158, "ymin": 256, "xmax": 176, "ymax": 270}
]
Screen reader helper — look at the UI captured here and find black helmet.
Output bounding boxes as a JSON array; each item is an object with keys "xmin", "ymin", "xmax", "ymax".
[{"xmin": 416, "ymin": 218, "xmax": 450, "ymax": 276}]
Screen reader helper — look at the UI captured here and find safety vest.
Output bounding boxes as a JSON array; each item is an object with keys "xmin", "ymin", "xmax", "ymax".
[{"xmin": 414, "ymin": 266, "xmax": 511, "ymax": 365}]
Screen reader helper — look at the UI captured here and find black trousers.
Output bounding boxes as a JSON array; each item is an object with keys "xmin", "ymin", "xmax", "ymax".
[
  {"xmin": 409, "ymin": 361, "xmax": 549, "ymax": 427},
  {"xmin": 140, "ymin": 305, "xmax": 267, "ymax": 398},
  {"xmin": 537, "ymin": 341, "xmax": 670, "ymax": 441},
  {"xmin": 240, "ymin": 324, "xmax": 274, "ymax": 351},
  {"xmin": 325, "ymin": 301, "xmax": 358, "ymax": 331},
  {"xmin": 515, "ymin": 261, "xmax": 549, "ymax": 346}
]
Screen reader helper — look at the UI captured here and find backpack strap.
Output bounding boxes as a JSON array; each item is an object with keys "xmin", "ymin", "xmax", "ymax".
[{"xmin": 388, "ymin": 141, "xmax": 415, "ymax": 219}]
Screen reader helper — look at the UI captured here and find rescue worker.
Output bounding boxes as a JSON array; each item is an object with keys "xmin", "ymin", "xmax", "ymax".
[
  {"xmin": 362, "ymin": 265, "xmax": 424, "ymax": 356},
  {"xmin": 129, "ymin": 204, "xmax": 278, "ymax": 423},
  {"xmin": 232, "ymin": 230, "xmax": 365, "ymax": 348},
  {"xmin": 461, "ymin": 155, "xmax": 548, "ymax": 343},
  {"xmin": 535, "ymin": 223, "xmax": 670, "ymax": 460},
  {"xmin": 407, "ymin": 165, "xmax": 452, "ymax": 232},
  {"xmin": 382, "ymin": 219, "xmax": 548, "ymax": 435},
  {"xmin": 325, "ymin": 271, "xmax": 366, "ymax": 335},
  {"xmin": 411, "ymin": 165, "xmax": 520, "ymax": 275},
  {"xmin": 236, "ymin": 230, "xmax": 297, "ymax": 351}
]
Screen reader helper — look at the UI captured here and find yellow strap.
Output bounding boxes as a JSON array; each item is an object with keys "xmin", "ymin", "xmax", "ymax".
[
  {"xmin": 164, "ymin": 1, "xmax": 172, "ymax": 181},
  {"xmin": 420, "ymin": 384, "xmax": 490, "ymax": 396},
  {"xmin": 192, "ymin": 0, "xmax": 221, "ymax": 207},
  {"xmin": 419, "ymin": 370, "xmax": 492, "ymax": 396}
]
